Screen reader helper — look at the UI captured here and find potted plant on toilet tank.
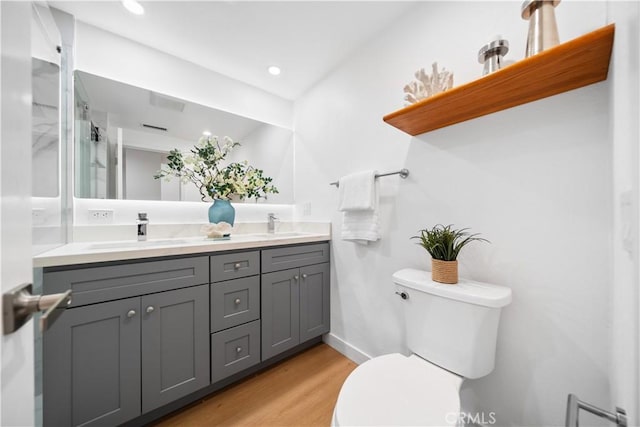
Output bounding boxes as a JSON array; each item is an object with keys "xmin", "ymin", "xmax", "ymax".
[
  {"xmin": 153, "ymin": 135, "xmax": 278, "ymax": 235},
  {"xmin": 412, "ymin": 224, "xmax": 488, "ymax": 284}
]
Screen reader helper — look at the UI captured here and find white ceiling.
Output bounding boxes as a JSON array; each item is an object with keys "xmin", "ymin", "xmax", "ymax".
[{"xmin": 49, "ymin": 1, "xmax": 418, "ymax": 100}]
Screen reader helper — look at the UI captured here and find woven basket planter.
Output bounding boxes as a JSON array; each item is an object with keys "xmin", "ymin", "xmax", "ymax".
[{"xmin": 431, "ymin": 259, "xmax": 458, "ymax": 284}]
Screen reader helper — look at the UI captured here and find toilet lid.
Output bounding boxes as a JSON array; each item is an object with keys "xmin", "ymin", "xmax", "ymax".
[{"xmin": 334, "ymin": 353, "xmax": 461, "ymax": 426}]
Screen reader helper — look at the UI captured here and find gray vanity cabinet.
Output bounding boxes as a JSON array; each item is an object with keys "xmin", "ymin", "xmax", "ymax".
[
  {"xmin": 43, "ymin": 256, "xmax": 210, "ymax": 427},
  {"xmin": 209, "ymin": 251, "xmax": 262, "ymax": 384},
  {"xmin": 42, "ymin": 243, "xmax": 330, "ymax": 425},
  {"xmin": 44, "ymin": 285, "xmax": 209, "ymax": 426},
  {"xmin": 261, "ymin": 243, "xmax": 330, "ymax": 360}
]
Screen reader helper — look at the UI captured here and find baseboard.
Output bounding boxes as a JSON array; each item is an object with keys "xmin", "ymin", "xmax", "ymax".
[{"xmin": 323, "ymin": 333, "xmax": 372, "ymax": 365}]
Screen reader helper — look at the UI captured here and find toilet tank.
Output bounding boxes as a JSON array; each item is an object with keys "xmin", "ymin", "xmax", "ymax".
[{"xmin": 393, "ymin": 269, "xmax": 512, "ymax": 379}]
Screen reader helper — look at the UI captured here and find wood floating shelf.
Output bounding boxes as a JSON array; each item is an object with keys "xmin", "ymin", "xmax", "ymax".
[{"xmin": 383, "ymin": 24, "xmax": 615, "ymax": 136}]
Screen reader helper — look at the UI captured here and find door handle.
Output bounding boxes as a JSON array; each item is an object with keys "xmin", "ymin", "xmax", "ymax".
[{"xmin": 2, "ymin": 283, "xmax": 72, "ymax": 335}]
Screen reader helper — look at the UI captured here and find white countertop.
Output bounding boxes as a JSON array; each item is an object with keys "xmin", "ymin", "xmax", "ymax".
[{"xmin": 34, "ymin": 231, "xmax": 330, "ymax": 268}]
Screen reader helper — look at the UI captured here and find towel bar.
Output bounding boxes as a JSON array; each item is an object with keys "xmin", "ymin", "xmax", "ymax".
[
  {"xmin": 566, "ymin": 394, "xmax": 627, "ymax": 427},
  {"xmin": 329, "ymin": 168, "xmax": 409, "ymax": 187}
]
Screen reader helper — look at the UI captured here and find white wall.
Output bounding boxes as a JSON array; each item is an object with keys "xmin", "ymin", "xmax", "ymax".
[
  {"xmin": 74, "ymin": 22, "xmax": 292, "ymax": 129},
  {"xmin": 123, "ymin": 147, "xmax": 161, "ymax": 201},
  {"xmin": 72, "ymin": 21, "xmax": 296, "ymax": 227},
  {"xmin": 228, "ymin": 124, "xmax": 294, "ymax": 204},
  {"xmin": 294, "ymin": 2, "xmax": 615, "ymax": 426},
  {"xmin": 608, "ymin": 1, "xmax": 640, "ymax": 424}
]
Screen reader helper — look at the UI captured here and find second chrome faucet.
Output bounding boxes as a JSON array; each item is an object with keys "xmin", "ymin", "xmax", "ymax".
[
  {"xmin": 267, "ymin": 213, "xmax": 278, "ymax": 234},
  {"xmin": 137, "ymin": 212, "xmax": 148, "ymax": 241}
]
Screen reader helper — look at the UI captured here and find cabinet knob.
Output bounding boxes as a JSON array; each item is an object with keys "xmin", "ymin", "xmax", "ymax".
[
  {"xmin": 236, "ymin": 346, "xmax": 242, "ymax": 354},
  {"xmin": 234, "ymin": 263, "xmax": 241, "ymax": 270},
  {"xmin": 293, "ymin": 275, "xmax": 299, "ymax": 281},
  {"xmin": 302, "ymin": 273, "xmax": 308, "ymax": 279},
  {"xmin": 234, "ymin": 298, "xmax": 241, "ymax": 305},
  {"xmin": 126, "ymin": 309, "xmax": 136, "ymax": 318},
  {"xmin": 146, "ymin": 306, "xmax": 155, "ymax": 314}
]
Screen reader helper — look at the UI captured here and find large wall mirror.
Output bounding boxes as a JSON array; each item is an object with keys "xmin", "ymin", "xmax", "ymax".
[{"xmin": 73, "ymin": 71, "xmax": 294, "ymax": 203}]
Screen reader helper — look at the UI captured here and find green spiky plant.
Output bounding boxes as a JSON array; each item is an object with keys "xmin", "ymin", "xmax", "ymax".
[{"xmin": 411, "ymin": 224, "xmax": 489, "ymax": 261}]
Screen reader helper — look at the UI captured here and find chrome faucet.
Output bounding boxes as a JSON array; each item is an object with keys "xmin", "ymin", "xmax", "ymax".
[
  {"xmin": 267, "ymin": 213, "xmax": 278, "ymax": 234},
  {"xmin": 137, "ymin": 212, "xmax": 148, "ymax": 241}
]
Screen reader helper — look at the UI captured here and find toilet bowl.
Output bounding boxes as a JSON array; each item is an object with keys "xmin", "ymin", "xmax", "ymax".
[
  {"xmin": 332, "ymin": 353, "xmax": 463, "ymax": 426},
  {"xmin": 332, "ymin": 269, "xmax": 512, "ymax": 426}
]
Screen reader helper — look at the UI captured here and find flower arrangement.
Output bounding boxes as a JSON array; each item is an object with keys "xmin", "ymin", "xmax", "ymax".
[{"xmin": 153, "ymin": 135, "xmax": 278, "ymax": 201}]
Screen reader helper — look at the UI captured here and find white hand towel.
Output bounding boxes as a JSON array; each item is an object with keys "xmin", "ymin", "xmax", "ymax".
[
  {"xmin": 338, "ymin": 170, "xmax": 380, "ymax": 245},
  {"xmin": 338, "ymin": 170, "xmax": 376, "ymax": 212}
]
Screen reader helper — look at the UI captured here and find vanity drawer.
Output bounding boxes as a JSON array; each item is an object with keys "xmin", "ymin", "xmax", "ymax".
[
  {"xmin": 211, "ymin": 276, "xmax": 260, "ymax": 333},
  {"xmin": 211, "ymin": 320, "xmax": 260, "ymax": 383},
  {"xmin": 261, "ymin": 243, "xmax": 330, "ymax": 273},
  {"xmin": 210, "ymin": 251, "xmax": 260, "ymax": 282},
  {"xmin": 43, "ymin": 257, "xmax": 209, "ymax": 307}
]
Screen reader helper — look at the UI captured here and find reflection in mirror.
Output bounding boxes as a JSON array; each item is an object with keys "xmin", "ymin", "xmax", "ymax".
[
  {"xmin": 74, "ymin": 71, "xmax": 294, "ymax": 203},
  {"xmin": 32, "ymin": 58, "xmax": 60, "ymax": 197}
]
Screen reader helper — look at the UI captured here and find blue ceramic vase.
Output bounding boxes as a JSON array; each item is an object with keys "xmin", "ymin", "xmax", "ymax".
[{"xmin": 208, "ymin": 199, "xmax": 236, "ymax": 227}]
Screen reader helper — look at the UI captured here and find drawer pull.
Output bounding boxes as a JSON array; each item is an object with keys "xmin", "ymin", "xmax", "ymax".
[
  {"xmin": 236, "ymin": 346, "xmax": 242, "ymax": 354},
  {"xmin": 302, "ymin": 273, "xmax": 308, "ymax": 279},
  {"xmin": 126, "ymin": 309, "xmax": 137, "ymax": 318},
  {"xmin": 146, "ymin": 306, "xmax": 155, "ymax": 314},
  {"xmin": 234, "ymin": 263, "xmax": 242, "ymax": 270},
  {"xmin": 234, "ymin": 298, "xmax": 241, "ymax": 305},
  {"xmin": 293, "ymin": 275, "xmax": 299, "ymax": 281}
]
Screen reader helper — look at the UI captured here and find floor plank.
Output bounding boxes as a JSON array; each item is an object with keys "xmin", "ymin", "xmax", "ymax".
[{"xmin": 154, "ymin": 343, "xmax": 357, "ymax": 427}]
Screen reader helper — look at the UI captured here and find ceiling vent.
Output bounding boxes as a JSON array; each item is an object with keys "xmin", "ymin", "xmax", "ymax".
[
  {"xmin": 149, "ymin": 91, "xmax": 186, "ymax": 112},
  {"xmin": 142, "ymin": 123, "xmax": 168, "ymax": 132}
]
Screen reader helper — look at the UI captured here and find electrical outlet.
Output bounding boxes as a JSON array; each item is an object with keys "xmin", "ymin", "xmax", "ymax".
[
  {"xmin": 32, "ymin": 208, "xmax": 46, "ymax": 226},
  {"xmin": 88, "ymin": 209, "xmax": 114, "ymax": 224}
]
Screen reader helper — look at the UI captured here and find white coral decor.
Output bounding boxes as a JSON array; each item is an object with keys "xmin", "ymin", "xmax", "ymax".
[
  {"xmin": 403, "ymin": 62, "xmax": 454, "ymax": 106},
  {"xmin": 201, "ymin": 222, "xmax": 233, "ymax": 238}
]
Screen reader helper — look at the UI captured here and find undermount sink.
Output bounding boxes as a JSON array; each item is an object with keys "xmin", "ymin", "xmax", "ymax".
[
  {"xmin": 248, "ymin": 232, "xmax": 311, "ymax": 238},
  {"xmin": 86, "ymin": 232, "xmax": 314, "ymax": 251},
  {"xmin": 88, "ymin": 239, "xmax": 192, "ymax": 250}
]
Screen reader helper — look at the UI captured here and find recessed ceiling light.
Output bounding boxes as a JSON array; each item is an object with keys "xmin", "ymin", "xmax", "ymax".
[
  {"xmin": 122, "ymin": 0, "xmax": 144, "ymax": 15},
  {"xmin": 202, "ymin": 131, "xmax": 212, "ymax": 136},
  {"xmin": 268, "ymin": 66, "xmax": 281, "ymax": 76}
]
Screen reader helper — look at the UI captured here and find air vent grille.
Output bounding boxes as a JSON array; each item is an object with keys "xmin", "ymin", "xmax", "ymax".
[{"xmin": 141, "ymin": 124, "xmax": 168, "ymax": 132}]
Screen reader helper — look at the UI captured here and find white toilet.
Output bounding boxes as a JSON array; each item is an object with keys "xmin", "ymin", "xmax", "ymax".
[{"xmin": 332, "ymin": 268, "xmax": 512, "ymax": 426}]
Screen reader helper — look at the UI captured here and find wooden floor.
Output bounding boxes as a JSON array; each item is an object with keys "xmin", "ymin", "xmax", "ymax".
[{"xmin": 154, "ymin": 344, "xmax": 357, "ymax": 427}]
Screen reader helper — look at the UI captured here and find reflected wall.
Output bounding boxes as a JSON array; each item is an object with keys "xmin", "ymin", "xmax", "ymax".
[{"xmin": 74, "ymin": 71, "xmax": 294, "ymax": 204}]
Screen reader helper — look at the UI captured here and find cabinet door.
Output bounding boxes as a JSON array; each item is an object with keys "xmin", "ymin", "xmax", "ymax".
[
  {"xmin": 261, "ymin": 268, "xmax": 300, "ymax": 360},
  {"xmin": 300, "ymin": 263, "xmax": 331, "ymax": 342},
  {"xmin": 141, "ymin": 285, "xmax": 210, "ymax": 413},
  {"xmin": 43, "ymin": 298, "xmax": 141, "ymax": 427}
]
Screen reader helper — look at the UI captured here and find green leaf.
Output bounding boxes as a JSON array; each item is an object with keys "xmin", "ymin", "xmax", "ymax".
[{"xmin": 410, "ymin": 224, "xmax": 489, "ymax": 261}]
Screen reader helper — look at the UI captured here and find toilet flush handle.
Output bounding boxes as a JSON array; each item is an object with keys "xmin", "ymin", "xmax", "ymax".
[{"xmin": 395, "ymin": 291, "xmax": 409, "ymax": 300}]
